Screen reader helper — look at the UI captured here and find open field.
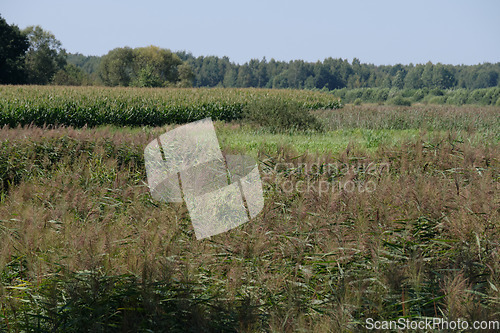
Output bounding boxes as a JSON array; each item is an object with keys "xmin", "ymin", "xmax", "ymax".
[{"xmin": 0, "ymin": 88, "xmax": 499, "ymax": 332}]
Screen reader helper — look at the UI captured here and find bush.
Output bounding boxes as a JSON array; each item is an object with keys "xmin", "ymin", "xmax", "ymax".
[
  {"xmin": 343, "ymin": 89, "xmax": 363, "ymax": 103},
  {"xmin": 446, "ymin": 89, "xmax": 469, "ymax": 105},
  {"xmin": 412, "ymin": 89, "xmax": 425, "ymax": 102},
  {"xmin": 401, "ymin": 89, "xmax": 414, "ymax": 98},
  {"xmin": 468, "ymin": 89, "xmax": 487, "ymax": 105},
  {"xmin": 387, "ymin": 96, "xmax": 412, "ymax": 106},
  {"xmin": 428, "ymin": 96, "xmax": 447, "ymax": 104},
  {"xmin": 242, "ymin": 97, "xmax": 323, "ymax": 132},
  {"xmin": 484, "ymin": 87, "xmax": 500, "ymax": 105},
  {"xmin": 353, "ymin": 98, "xmax": 362, "ymax": 106},
  {"xmin": 362, "ymin": 88, "xmax": 376, "ymax": 102},
  {"xmin": 429, "ymin": 88, "xmax": 444, "ymax": 96},
  {"xmin": 375, "ymin": 88, "xmax": 390, "ymax": 102}
]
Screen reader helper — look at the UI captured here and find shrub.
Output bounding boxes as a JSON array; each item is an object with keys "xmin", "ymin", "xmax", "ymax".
[
  {"xmin": 468, "ymin": 89, "xmax": 487, "ymax": 105},
  {"xmin": 484, "ymin": 87, "xmax": 500, "ymax": 105},
  {"xmin": 242, "ymin": 97, "xmax": 323, "ymax": 132},
  {"xmin": 353, "ymin": 98, "xmax": 362, "ymax": 106},
  {"xmin": 446, "ymin": 89, "xmax": 469, "ymax": 105},
  {"xmin": 428, "ymin": 96, "xmax": 447, "ymax": 104},
  {"xmin": 401, "ymin": 89, "xmax": 414, "ymax": 98},
  {"xmin": 429, "ymin": 88, "xmax": 444, "ymax": 96},
  {"xmin": 362, "ymin": 88, "xmax": 376, "ymax": 102},
  {"xmin": 386, "ymin": 96, "xmax": 412, "ymax": 106},
  {"xmin": 412, "ymin": 89, "xmax": 425, "ymax": 102},
  {"xmin": 375, "ymin": 88, "xmax": 390, "ymax": 102}
]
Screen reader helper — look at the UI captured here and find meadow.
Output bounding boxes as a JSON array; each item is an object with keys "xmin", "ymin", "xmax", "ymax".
[{"xmin": 0, "ymin": 86, "xmax": 498, "ymax": 332}]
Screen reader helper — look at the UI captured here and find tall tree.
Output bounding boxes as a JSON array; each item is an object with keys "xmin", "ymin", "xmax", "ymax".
[
  {"xmin": 99, "ymin": 46, "xmax": 189, "ymax": 87},
  {"xmin": 176, "ymin": 63, "xmax": 195, "ymax": 87},
  {"xmin": 0, "ymin": 15, "xmax": 29, "ymax": 84},
  {"xmin": 256, "ymin": 58, "xmax": 269, "ymax": 87},
  {"xmin": 432, "ymin": 63, "xmax": 456, "ymax": 89},
  {"xmin": 404, "ymin": 65, "xmax": 424, "ymax": 89},
  {"xmin": 98, "ymin": 47, "xmax": 134, "ymax": 86},
  {"xmin": 23, "ymin": 25, "xmax": 66, "ymax": 84},
  {"xmin": 392, "ymin": 70, "xmax": 406, "ymax": 89},
  {"xmin": 132, "ymin": 46, "xmax": 182, "ymax": 87},
  {"xmin": 421, "ymin": 61, "xmax": 434, "ymax": 88}
]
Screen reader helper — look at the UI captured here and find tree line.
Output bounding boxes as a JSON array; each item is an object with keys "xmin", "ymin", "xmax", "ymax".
[
  {"xmin": 0, "ymin": 16, "xmax": 191, "ymax": 87},
  {"xmin": 2, "ymin": 15, "xmax": 500, "ymax": 91},
  {"xmin": 172, "ymin": 53, "xmax": 500, "ymax": 91}
]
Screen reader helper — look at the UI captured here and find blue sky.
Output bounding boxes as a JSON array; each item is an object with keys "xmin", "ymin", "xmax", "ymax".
[{"xmin": 2, "ymin": 0, "xmax": 499, "ymax": 65}]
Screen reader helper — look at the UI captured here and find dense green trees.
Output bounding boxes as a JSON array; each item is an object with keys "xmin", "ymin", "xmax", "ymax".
[
  {"xmin": 330, "ymin": 86, "xmax": 500, "ymax": 106},
  {"xmin": 1, "ymin": 15, "xmax": 499, "ymax": 91},
  {"xmin": 168, "ymin": 54, "xmax": 500, "ymax": 91},
  {"xmin": 98, "ymin": 47, "xmax": 134, "ymax": 86},
  {"xmin": 98, "ymin": 46, "xmax": 192, "ymax": 87},
  {"xmin": 1, "ymin": 17, "xmax": 73, "ymax": 85},
  {"xmin": 0, "ymin": 15, "xmax": 29, "ymax": 84},
  {"xmin": 23, "ymin": 25, "xmax": 67, "ymax": 84}
]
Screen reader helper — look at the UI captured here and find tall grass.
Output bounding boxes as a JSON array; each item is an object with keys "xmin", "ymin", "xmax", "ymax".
[
  {"xmin": 0, "ymin": 120, "xmax": 498, "ymax": 331},
  {"xmin": 315, "ymin": 104, "xmax": 500, "ymax": 134}
]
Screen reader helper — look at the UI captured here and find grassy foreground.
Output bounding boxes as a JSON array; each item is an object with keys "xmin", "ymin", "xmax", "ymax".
[{"xmin": 0, "ymin": 104, "xmax": 499, "ymax": 332}]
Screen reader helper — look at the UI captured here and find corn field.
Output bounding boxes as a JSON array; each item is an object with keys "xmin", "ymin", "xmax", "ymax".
[{"xmin": 0, "ymin": 86, "xmax": 342, "ymax": 127}]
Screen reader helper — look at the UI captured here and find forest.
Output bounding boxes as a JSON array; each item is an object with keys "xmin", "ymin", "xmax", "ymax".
[
  {"xmin": 68, "ymin": 51, "xmax": 500, "ymax": 91},
  {"xmin": 2, "ymin": 15, "xmax": 500, "ymax": 93}
]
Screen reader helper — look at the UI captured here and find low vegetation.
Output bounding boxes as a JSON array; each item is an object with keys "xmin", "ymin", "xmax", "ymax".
[
  {"xmin": 0, "ymin": 99, "xmax": 498, "ymax": 331},
  {"xmin": 332, "ymin": 87, "xmax": 500, "ymax": 106},
  {"xmin": 0, "ymin": 86, "xmax": 341, "ymax": 128}
]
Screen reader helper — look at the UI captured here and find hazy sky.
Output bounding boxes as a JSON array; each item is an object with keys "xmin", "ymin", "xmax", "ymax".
[{"xmin": 2, "ymin": 0, "xmax": 499, "ymax": 65}]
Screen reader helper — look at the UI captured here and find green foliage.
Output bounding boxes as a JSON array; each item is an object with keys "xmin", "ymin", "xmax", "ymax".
[
  {"xmin": 0, "ymin": 15, "xmax": 29, "ymax": 84},
  {"xmin": 52, "ymin": 63, "xmax": 89, "ymax": 86},
  {"xmin": 446, "ymin": 89, "xmax": 469, "ymax": 105},
  {"xmin": 22, "ymin": 25, "xmax": 67, "ymax": 84},
  {"xmin": 69, "ymin": 54, "xmax": 500, "ymax": 91},
  {"xmin": 176, "ymin": 62, "xmax": 195, "ymax": 87},
  {"xmin": 66, "ymin": 53, "xmax": 101, "ymax": 74},
  {"xmin": 242, "ymin": 97, "xmax": 323, "ymax": 132},
  {"xmin": 98, "ymin": 47, "xmax": 134, "ymax": 86},
  {"xmin": 99, "ymin": 46, "xmax": 186, "ymax": 88},
  {"xmin": 386, "ymin": 96, "xmax": 412, "ymax": 106},
  {"xmin": 132, "ymin": 46, "xmax": 183, "ymax": 86},
  {"xmin": 4, "ymin": 17, "xmax": 500, "ymax": 90},
  {"xmin": 0, "ymin": 86, "xmax": 342, "ymax": 128},
  {"xmin": 427, "ymin": 95, "xmax": 447, "ymax": 104},
  {"xmin": 330, "ymin": 87, "xmax": 500, "ymax": 106},
  {"xmin": 131, "ymin": 64, "xmax": 164, "ymax": 87},
  {"xmin": 9, "ymin": 271, "xmax": 249, "ymax": 332},
  {"xmin": 176, "ymin": 54, "xmax": 500, "ymax": 91},
  {"xmin": 412, "ymin": 89, "xmax": 425, "ymax": 102}
]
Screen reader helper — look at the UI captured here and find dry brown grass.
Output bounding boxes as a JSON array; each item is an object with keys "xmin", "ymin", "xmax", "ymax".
[{"xmin": 0, "ymin": 119, "xmax": 498, "ymax": 331}]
